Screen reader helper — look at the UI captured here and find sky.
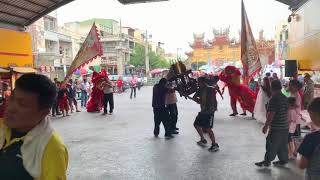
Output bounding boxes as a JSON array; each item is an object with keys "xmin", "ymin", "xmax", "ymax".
[{"xmin": 57, "ymin": 0, "xmax": 290, "ymax": 55}]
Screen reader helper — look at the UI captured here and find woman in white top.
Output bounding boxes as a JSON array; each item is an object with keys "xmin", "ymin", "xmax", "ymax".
[
  {"xmin": 288, "ymin": 80, "xmax": 302, "ymax": 159},
  {"xmin": 254, "ymin": 77, "xmax": 272, "ymax": 124}
]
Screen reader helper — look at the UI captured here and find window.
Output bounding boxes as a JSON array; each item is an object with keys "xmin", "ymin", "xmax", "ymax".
[
  {"xmin": 44, "ymin": 17, "xmax": 56, "ymax": 31},
  {"xmin": 46, "ymin": 40, "xmax": 56, "ymax": 53},
  {"xmin": 65, "ymin": 48, "xmax": 71, "ymax": 58},
  {"xmin": 100, "ymin": 31, "xmax": 104, "ymax": 37},
  {"xmin": 59, "ymin": 46, "xmax": 63, "ymax": 55}
]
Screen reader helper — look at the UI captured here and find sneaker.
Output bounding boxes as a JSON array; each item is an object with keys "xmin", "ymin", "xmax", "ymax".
[
  {"xmin": 240, "ymin": 113, "xmax": 247, "ymax": 116},
  {"xmin": 272, "ymin": 161, "xmax": 287, "ymax": 167},
  {"xmin": 255, "ymin": 161, "xmax": 271, "ymax": 167},
  {"xmin": 175, "ymin": 128, "xmax": 179, "ymax": 130},
  {"xmin": 229, "ymin": 113, "xmax": 238, "ymax": 116},
  {"xmin": 109, "ymin": 111, "xmax": 113, "ymax": 115},
  {"xmin": 154, "ymin": 134, "xmax": 159, "ymax": 138},
  {"xmin": 172, "ymin": 131, "xmax": 179, "ymax": 134},
  {"xmin": 208, "ymin": 143, "xmax": 219, "ymax": 152},
  {"xmin": 76, "ymin": 110, "xmax": 81, "ymax": 112},
  {"xmin": 165, "ymin": 134, "xmax": 174, "ymax": 139},
  {"xmin": 197, "ymin": 139, "xmax": 207, "ymax": 146}
]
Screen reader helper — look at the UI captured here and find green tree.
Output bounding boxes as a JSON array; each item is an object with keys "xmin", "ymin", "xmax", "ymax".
[
  {"xmin": 129, "ymin": 44, "xmax": 170, "ymax": 69},
  {"xmin": 129, "ymin": 44, "xmax": 145, "ymax": 68}
]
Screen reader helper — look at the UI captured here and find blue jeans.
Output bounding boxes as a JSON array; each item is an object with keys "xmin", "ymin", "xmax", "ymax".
[{"xmin": 81, "ymin": 91, "xmax": 88, "ymax": 107}]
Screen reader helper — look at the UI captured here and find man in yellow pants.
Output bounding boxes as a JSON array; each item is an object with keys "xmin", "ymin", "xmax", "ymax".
[{"xmin": 0, "ymin": 74, "xmax": 68, "ymax": 180}]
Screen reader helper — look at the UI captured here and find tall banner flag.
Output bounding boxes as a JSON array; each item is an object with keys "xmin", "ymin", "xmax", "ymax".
[
  {"xmin": 64, "ymin": 23, "xmax": 103, "ymax": 82},
  {"xmin": 241, "ymin": 0, "xmax": 261, "ymax": 85}
]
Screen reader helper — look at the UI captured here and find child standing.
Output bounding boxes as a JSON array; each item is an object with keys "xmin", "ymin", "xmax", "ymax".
[
  {"xmin": 298, "ymin": 97, "xmax": 320, "ymax": 180},
  {"xmin": 287, "ymin": 97, "xmax": 300, "ymax": 159},
  {"xmin": 58, "ymin": 83, "xmax": 70, "ymax": 117}
]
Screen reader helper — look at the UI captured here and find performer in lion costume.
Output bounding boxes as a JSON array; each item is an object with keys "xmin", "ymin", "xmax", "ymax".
[
  {"xmin": 219, "ymin": 66, "xmax": 257, "ymax": 116},
  {"xmin": 86, "ymin": 70, "xmax": 109, "ymax": 112}
]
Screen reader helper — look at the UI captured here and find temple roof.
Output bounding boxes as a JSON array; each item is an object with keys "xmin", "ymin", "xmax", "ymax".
[
  {"xmin": 189, "ymin": 33, "xmax": 206, "ymax": 48},
  {"xmin": 189, "ymin": 27, "xmax": 240, "ymax": 49}
]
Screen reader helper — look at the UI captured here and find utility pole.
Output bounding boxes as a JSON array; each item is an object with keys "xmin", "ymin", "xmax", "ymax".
[
  {"xmin": 176, "ymin": 48, "xmax": 181, "ymax": 62},
  {"xmin": 176, "ymin": 48, "xmax": 178, "ymax": 61},
  {"xmin": 145, "ymin": 30, "xmax": 149, "ymax": 76}
]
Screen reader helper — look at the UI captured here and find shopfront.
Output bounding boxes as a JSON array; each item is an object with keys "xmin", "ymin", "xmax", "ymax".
[{"xmin": 0, "ymin": 28, "xmax": 36, "ymax": 88}]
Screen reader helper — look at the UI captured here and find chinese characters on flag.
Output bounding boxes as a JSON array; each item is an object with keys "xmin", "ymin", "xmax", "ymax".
[{"xmin": 241, "ymin": 0, "xmax": 262, "ymax": 85}]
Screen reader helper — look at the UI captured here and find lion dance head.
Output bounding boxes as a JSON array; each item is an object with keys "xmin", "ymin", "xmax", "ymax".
[{"xmin": 219, "ymin": 66, "xmax": 241, "ymax": 86}]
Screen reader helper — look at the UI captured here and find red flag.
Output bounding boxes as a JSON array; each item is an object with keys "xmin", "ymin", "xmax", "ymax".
[
  {"xmin": 64, "ymin": 23, "xmax": 103, "ymax": 82},
  {"xmin": 241, "ymin": 0, "xmax": 261, "ymax": 85}
]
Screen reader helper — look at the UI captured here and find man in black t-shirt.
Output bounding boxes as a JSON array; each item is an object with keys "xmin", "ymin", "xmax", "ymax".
[
  {"xmin": 255, "ymin": 80, "xmax": 289, "ymax": 167},
  {"xmin": 152, "ymin": 78, "xmax": 173, "ymax": 139},
  {"xmin": 193, "ymin": 77, "xmax": 219, "ymax": 152},
  {"xmin": 298, "ymin": 98, "xmax": 320, "ymax": 180}
]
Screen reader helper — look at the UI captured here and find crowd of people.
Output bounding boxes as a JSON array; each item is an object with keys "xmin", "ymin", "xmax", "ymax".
[
  {"xmin": 51, "ymin": 78, "xmax": 82, "ymax": 117},
  {"xmin": 49, "ymin": 74, "xmax": 143, "ymax": 117},
  {"xmin": 251, "ymin": 72, "xmax": 320, "ymax": 180},
  {"xmin": 0, "ymin": 70, "xmax": 319, "ymax": 179},
  {"xmin": 0, "ymin": 72, "xmax": 145, "ymax": 179},
  {"xmin": 152, "ymin": 70, "xmax": 320, "ymax": 179}
]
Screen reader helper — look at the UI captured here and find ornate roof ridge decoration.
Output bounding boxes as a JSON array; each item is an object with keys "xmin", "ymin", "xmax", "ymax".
[
  {"xmin": 189, "ymin": 27, "xmax": 278, "ymax": 50},
  {"xmin": 213, "ymin": 26, "xmax": 230, "ymax": 37},
  {"xmin": 189, "ymin": 33, "xmax": 206, "ymax": 48}
]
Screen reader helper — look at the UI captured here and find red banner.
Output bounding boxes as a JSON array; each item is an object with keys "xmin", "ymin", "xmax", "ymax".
[
  {"xmin": 241, "ymin": 0, "xmax": 261, "ymax": 85},
  {"xmin": 64, "ymin": 23, "xmax": 103, "ymax": 82}
]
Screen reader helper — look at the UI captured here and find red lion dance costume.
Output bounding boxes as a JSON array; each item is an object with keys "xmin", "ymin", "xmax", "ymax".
[
  {"xmin": 219, "ymin": 66, "xmax": 257, "ymax": 114},
  {"xmin": 86, "ymin": 70, "xmax": 109, "ymax": 112}
]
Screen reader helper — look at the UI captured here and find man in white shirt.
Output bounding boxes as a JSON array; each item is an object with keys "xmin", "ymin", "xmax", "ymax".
[
  {"xmin": 103, "ymin": 79, "xmax": 114, "ymax": 115},
  {"xmin": 80, "ymin": 78, "xmax": 90, "ymax": 107},
  {"xmin": 166, "ymin": 88, "xmax": 179, "ymax": 134}
]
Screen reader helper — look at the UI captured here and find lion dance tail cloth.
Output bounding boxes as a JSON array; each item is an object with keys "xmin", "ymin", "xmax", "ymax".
[
  {"xmin": 86, "ymin": 70, "xmax": 108, "ymax": 112},
  {"xmin": 219, "ymin": 66, "xmax": 257, "ymax": 113}
]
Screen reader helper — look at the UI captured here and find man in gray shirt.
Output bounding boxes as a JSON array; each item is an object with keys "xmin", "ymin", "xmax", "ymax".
[
  {"xmin": 255, "ymin": 80, "xmax": 289, "ymax": 167},
  {"xmin": 103, "ymin": 79, "xmax": 114, "ymax": 115}
]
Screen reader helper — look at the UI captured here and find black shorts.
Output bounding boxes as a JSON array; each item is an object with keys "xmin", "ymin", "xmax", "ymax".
[{"xmin": 194, "ymin": 112, "xmax": 214, "ymax": 129}]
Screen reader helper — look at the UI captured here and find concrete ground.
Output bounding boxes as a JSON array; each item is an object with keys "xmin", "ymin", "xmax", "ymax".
[{"xmin": 52, "ymin": 86, "xmax": 305, "ymax": 180}]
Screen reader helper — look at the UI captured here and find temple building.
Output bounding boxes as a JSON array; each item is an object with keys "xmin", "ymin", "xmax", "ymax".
[{"xmin": 186, "ymin": 27, "xmax": 274, "ymax": 70}]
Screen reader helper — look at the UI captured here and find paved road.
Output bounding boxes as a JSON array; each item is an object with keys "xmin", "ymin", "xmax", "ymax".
[{"xmin": 52, "ymin": 86, "xmax": 305, "ymax": 180}]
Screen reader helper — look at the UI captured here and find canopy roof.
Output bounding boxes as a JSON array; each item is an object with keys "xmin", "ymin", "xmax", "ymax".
[
  {"xmin": 275, "ymin": 0, "xmax": 309, "ymax": 10},
  {"xmin": 118, "ymin": 0, "xmax": 168, "ymax": 4},
  {"xmin": 0, "ymin": 0, "xmax": 169, "ymax": 30},
  {"xmin": 0, "ymin": 0, "xmax": 302, "ymax": 30},
  {"xmin": 0, "ymin": 0, "xmax": 74, "ymax": 29}
]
